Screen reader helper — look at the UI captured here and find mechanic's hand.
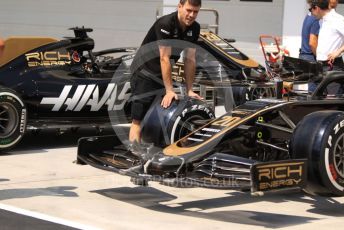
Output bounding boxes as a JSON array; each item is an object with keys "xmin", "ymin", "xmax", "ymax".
[
  {"xmin": 283, "ymin": 81, "xmax": 293, "ymax": 92},
  {"xmin": 188, "ymin": 90, "xmax": 203, "ymax": 100},
  {"xmin": 161, "ymin": 90, "xmax": 178, "ymax": 108},
  {"xmin": 328, "ymin": 50, "xmax": 341, "ymax": 63}
]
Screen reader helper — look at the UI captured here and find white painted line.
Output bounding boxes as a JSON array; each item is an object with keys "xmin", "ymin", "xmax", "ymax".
[{"xmin": 0, "ymin": 203, "xmax": 101, "ymax": 230}]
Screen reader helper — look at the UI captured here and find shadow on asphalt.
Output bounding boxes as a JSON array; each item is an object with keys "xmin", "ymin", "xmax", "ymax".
[
  {"xmin": 93, "ymin": 186, "xmax": 344, "ymax": 228},
  {"xmin": 0, "ymin": 186, "xmax": 78, "ymax": 200}
]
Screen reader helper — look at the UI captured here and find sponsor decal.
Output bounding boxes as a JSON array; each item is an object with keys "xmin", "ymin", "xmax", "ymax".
[
  {"xmin": 0, "ymin": 139, "xmax": 12, "ymax": 145},
  {"xmin": 187, "ymin": 137, "xmax": 203, "ymax": 142},
  {"xmin": 40, "ymin": 82, "xmax": 131, "ymax": 111},
  {"xmin": 231, "ymin": 110, "xmax": 250, "ymax": 116},
  {"xmin": 251, "ymin": 160, "xmax": 306, "ymax": 192},
  {"xmin": 181, "ymin": 105, "xmax": 213, "ymax": 118},
  {"xmin": 333, "ymin": 119, "xmax": 344, "ymax": 135},
  {"xmin": 170, "ymin": 104, "xmax": 215, "ymax": 143},
  {"xmin": 325, "ymin": 119, "xmax": 344, "ymax": 189},
  {"xmin": 187, "ymin": 30, "xmax": 192, "ymax": 37},
  {"xmin": 194, "ymin": 132, "xmax": 212, "ymax": 137},
  {"xmin": 201, "ymin": 127, "xmax": 220, "ymax": 133},
  {"xmin": 25, "ymin": 51, "xmax": 71, "ymax": 67},
  {"xmin": 160, "ymin": 29, "xmax": 170, "ymax": 35},
  {"xmin": 20, "ymin": 109, "xmax": 26, "ymax": 133}
]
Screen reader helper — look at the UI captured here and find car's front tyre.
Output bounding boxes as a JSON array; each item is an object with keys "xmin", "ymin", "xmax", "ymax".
[
  {"xmin": 141, "ymin": 97, "xmax": 215, "ymax": 147},
  {"xmin": 291, "ymin": 111, "xmax": 344, "ymax": 196},
  {"xmin": 0, "ymin": 88, "xmax": 27, "ymax": 151}
]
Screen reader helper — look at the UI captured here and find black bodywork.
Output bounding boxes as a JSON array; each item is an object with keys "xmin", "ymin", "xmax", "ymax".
[
  {"xmin": 0, "ymin": 28, "xmax": 134, "ymax": 129},
  {"xmin": 0, "ymin": 27, "xmax": 279, "ymax": 150},
  {"xmin": 77, "ymin": 72, "xmax": 344, "ymax": 196}
]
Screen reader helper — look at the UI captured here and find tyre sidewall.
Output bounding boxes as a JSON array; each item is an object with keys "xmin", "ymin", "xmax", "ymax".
[
  {"xmin": 291, "ymin": 111, "xmax": 344, "ymax": 196},
  {"xmin": 0, "ymin": 91, "xmax": 26, "ymax": 150},
  {"xmin": 169, "ymin": 100, "xmax": 215, "ymax": 144},
  {"xmin": 315, "ymin": 115, "xmax": 344, "ymax": 195}
]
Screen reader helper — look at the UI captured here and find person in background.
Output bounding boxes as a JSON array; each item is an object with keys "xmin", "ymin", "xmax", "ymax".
[
  {"xmin": 329, "ymin": 0, "xmax": 338, "ymax": 9},
  {"xmin": 129, "ymin": 0, "xmax": 203, "ymax": 144},
  {"xmin": 299, "ymin": 0, "xmax": 320, "ymax": 62},
  {"xmin": 311, "ymin": 0, "xmax": 344, "ymax": 71}
]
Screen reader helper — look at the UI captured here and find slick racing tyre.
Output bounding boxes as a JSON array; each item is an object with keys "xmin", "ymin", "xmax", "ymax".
[
  {"xmin": 0, "ymin": 88, "xmax": 27, "ymax": 151},
  {"xmin": 231, "ymin": 85, "xmax": 275, "ymax": 107},
  {"xmin": 290, "ymin": 111, "xmax": 344, "ymax": 196},
  {"xmin": 168, "ymin": 100, "xmax": 215, "ymax": 144},
  {"xmin": 141, "ymin": 97, "xmax": 215, "ymax": 147}
]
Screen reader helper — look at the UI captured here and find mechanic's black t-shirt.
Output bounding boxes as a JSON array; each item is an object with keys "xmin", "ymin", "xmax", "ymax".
[{"xmin": 131, "ymin": 11, "xmax": 200, "ymax": 78}]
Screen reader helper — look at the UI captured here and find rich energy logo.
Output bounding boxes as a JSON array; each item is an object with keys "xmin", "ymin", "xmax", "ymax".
[
  {"xmin": 255, "ymin": 161, "xmax": 305, "ymax": 191},
  {"xmin": 40, "ymin": 83, "xmax": 131, "ymax": 111},
  {"xmin": 25, "ymin": 51, "xmax": 71, "ymax": 67}
]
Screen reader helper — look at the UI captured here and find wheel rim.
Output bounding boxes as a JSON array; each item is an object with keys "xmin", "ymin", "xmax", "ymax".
[
  {"xmin": 0, "ymin": 102, "xmax": 19, "ymax": 139},
  {"xmin": 250, "ymin": 87, "xmax": 274, "ymax": 100},
  {"xmin": 177, "ymin": 115, "xmax": 205, "ymax": 140},
  {"xmin": 333, "ymin": 133, "xmax": 344, "ymax": 178}
]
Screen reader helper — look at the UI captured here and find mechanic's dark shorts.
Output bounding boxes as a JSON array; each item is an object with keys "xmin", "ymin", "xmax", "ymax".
[{"xmin": 130, "ymin": 73, "xmax": 164, "ymax": 121}]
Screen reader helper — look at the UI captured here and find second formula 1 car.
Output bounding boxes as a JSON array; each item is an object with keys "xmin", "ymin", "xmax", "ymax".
[{"xmin": 0, "ymin": 27, "xmax": 140, "ymax": 150}]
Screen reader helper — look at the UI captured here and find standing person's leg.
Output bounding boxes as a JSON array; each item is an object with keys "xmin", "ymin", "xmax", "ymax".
[
  {"xmin": 129, "ymin": 73, "xmax": 145, "ymax": 143},
  {"xmin": 129, "ymin": 74, "xmax": 164, "ymax": 143}
]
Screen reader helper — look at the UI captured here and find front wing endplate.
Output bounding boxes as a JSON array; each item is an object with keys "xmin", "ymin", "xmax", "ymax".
[{"xmin": 251, "ymin": 159, "xmax": 307, "ymax": 193}]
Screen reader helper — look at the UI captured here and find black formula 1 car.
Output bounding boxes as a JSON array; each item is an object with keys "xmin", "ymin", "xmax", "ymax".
[
  {"xmin": 77, "ymin": 71, "xmax": 344, "ymax": 197},
  {"xmin": 0, "ymin": 26, "xmax": 278, "ymax": 150},
  {"xmin": 0, "ymin": 27, "xmax": 140, "ymax": 150}
]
